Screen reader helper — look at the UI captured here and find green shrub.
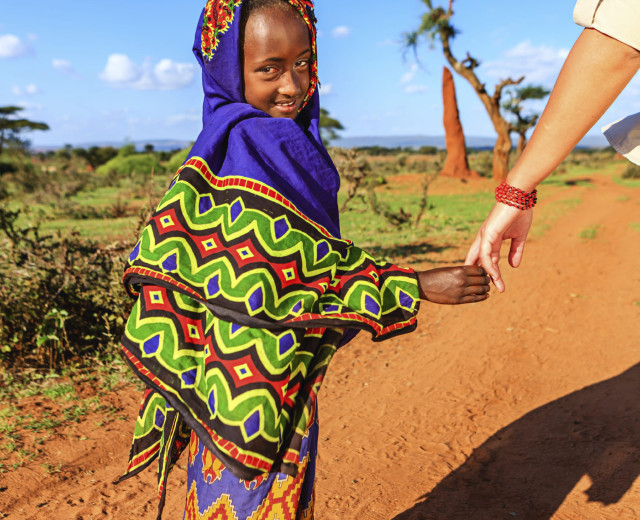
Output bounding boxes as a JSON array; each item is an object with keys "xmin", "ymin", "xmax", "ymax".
[
  {"xmin": 165, "ymin": 147, "xmax": 191, "ymax": 174},
  {"xmin": 0, "ymin": 204, "xmax": 133, "ymax": 371},
  {"xmin": 95, "ymin": 153, "xmax": 163, "ymax": 184}
]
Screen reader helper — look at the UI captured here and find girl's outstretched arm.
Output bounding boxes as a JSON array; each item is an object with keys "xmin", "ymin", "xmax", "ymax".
[
  {"xmin": 466, "ymin": 28, "xmax": 640, "ymax": 292},
  {"xmin": 417, "ymin": 265, "xmax": 490, "ymax": 305}
]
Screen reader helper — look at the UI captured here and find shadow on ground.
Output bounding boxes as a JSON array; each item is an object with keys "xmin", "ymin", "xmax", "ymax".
[{"xmin": 393, "ymin": 363, "xmax": 640, "ymax": 520}]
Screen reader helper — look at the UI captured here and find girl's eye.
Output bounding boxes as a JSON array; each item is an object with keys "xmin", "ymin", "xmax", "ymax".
[
  {"xmin": 295, "ymin": 59, "xmax": 309, "ymax": 68},
  {"xmin": 259, "ymin": 65, "xmax": 277, "ymax": 73}
]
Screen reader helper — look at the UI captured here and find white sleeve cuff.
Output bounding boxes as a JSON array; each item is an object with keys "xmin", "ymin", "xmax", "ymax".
[{"xmin": 602, "ymin": 112, "xmax": 640, "ymax": 166}]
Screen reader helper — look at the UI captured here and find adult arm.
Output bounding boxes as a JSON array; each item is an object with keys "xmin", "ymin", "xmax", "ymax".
[{"xmin": 466, "ymin": 28, "xmax": 640, "ymax": 292}]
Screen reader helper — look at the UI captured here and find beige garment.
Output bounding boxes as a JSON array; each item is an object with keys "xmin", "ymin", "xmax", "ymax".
[
  {"xmin": 574, "ymin": 0, "xmax": 640, "ymax": 51},
  {"xmin": 574, "ymin": 0, "xmax": 640, "ymax": 165}
]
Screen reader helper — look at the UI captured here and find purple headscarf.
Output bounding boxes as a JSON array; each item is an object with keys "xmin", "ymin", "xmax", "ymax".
[{"xmin": 186, "ymin": 0, "xmax": 342, "ymax": 237}]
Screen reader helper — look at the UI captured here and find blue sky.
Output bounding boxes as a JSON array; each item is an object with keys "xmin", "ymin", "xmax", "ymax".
[{"xmin": 2, "ymin": 0, "xmax": 639, "ymax": 147}]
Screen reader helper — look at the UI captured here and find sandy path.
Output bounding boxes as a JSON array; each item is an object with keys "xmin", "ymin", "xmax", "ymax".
[{"xmin": 1, "ymin": 171, "xmax": 639, "ymax": 519}]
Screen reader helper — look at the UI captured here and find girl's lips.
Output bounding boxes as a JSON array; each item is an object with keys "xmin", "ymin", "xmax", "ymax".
[{"xmin": 273, "ymin": 100, "xmax": 298, "ymax": 114}]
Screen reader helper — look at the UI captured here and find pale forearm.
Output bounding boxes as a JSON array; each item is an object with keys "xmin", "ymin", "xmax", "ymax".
[{"xmin": 507, "ymin": 28, "xmax": 640, "ymax": 192}]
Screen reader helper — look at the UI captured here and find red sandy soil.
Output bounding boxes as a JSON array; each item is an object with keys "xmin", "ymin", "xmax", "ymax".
[{"xmin": 1, "ymin": 171, "xmax": 640, "ymax": 520}]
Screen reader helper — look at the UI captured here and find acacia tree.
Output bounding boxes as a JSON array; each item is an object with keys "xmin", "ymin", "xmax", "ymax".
[
  {"xmin": 502, "ymin": 85, "xmax": 550, "ymax": 159},
  {"xmin": 319, "ymin": 108, "xmax": 345, "ymax": 144},
  {"xmin": 0, "ymin": 106, "xmax": 49, "ymax": 154},
  {"xmin": 406, "ymin": 0, "xmax": 525, "ymax": 180}
]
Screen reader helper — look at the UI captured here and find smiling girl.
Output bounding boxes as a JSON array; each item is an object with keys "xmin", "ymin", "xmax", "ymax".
[{"xmin": 117, "ymin": 1, "xmax": 490, "ymax": 519}]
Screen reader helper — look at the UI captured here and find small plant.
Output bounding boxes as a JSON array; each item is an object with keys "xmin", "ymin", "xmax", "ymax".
[{"xmin": 579, "ymin": 226, "xmax": 599, "ymax": 240}]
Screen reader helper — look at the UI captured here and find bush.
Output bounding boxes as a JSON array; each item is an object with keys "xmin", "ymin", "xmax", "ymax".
[
  {"xmin": 95, "ymin": 153, "xmax": 163, "ymax": 185},
  {"xmin": 165, "ymin": 146, "xmax": 191, "ymax": 174},
  {"xmin": 622, "ymin": 163, "xmax": 640, "ymax": 179},
  {"xmin": 0, "ymin": 204, "xmax": 133, "ymax": 371}
]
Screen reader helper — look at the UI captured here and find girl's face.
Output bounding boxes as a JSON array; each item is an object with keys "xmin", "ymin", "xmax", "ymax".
[{"xmin": 243, "ymin": 7, "xmax": 311, "ymax": 119}]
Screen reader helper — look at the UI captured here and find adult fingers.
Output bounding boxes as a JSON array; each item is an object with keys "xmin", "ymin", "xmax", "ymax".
[
  {"xmin": 508, "ymin": 235, "xmax": 527, "ymax": 268},
  {"xmin": 465, "ymin": 232, "xmax": 482, "ymax": 266},
  {"xmin": 478, "ymin": 236, "xmax": 505, "ymax": 293}
]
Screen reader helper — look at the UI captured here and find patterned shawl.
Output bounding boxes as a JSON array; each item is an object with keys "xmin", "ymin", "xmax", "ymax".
[{"xmin": 117, "ymin": 1, "xmax": 420, "ymax": 516}]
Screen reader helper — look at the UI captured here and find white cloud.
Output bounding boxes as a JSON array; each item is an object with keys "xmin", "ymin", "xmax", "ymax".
[
  {"xmin": 332, "ymin": 26, "xmax": 351, "ymax": 39},
  {"xmin": 17, "ymin": 101, "xmax": 43, "ymax": 111},
  {"xmin": 153, "ymin": 59, "xmax": 198, "ymax": 90},
  {"xmin": 166, "ymin": 113, "xmax": 201, "ymax": 126},
  {"xmin": 0, "ymin": 34, "xmax": 32, "ymax": 58},
  {"xmin": 12, "ymin": 83, "xmax": 40, "ymax": 96},
  {"xmin": 319, "ymin": 83, "xmax": 333, "ymax": 96},
  {"xmin": 401, "ymin": 63, "xmax": 418, "ymax": 84},
  {"xmin": 100, "ymin": 54, "xmax": 140, "ymax": 83},
  {"xmin": 52, "ymin": 59, "xmax": 76, "ymax": 75},
  {"xmin": 99, "ymin": 54, "xmax": 197, "ymax": 90},
  {"xmin": 483, "ymin": 41, "xmax": 569, "ymax": 86},
  {"xmin": 405, "ymin": 84, "xmax": 429, "ymax": 94}
]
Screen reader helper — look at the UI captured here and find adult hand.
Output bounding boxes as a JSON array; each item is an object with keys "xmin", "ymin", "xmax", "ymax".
[{"xmin": 465, "ymin": 203, "xmax": 534, "ymax": 293}]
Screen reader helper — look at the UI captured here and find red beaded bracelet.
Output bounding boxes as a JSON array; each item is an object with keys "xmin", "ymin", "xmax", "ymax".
[{"xmin": 495, "ymin": 181, "xmax": 537, "ymax": 210}]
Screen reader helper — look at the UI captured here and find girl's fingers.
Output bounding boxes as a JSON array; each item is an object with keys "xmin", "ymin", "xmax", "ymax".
[
  {"xmin": 463, "ymin": 284, "xmax": 490, "ymax": 296},
  {"xmin": 461, "ymin": 293, "xmax": 489, "ymax": 304},
  {"xmin": 466, "ymin": 275, "xmax": 491, "ymax": 286}
]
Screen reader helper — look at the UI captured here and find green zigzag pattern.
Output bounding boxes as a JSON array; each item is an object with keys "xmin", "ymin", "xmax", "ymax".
[{"xmin": 120, "ymin": 158, "xmax": 420, "ymax": 481}]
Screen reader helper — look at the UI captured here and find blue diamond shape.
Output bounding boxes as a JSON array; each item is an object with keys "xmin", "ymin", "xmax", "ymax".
[
  {"xmin": 162, "ymin": 253, "xmax": 178, "ymax": 272},
  {"xmin": 316, "ymin": 241, "xmax": 329, "ymax": 261},
  {"xmin": 364, "ymin": 295, "xmax": 380, "ymax": 315},
  {"xmin": 244, "ymin": 410, "xmax": 261, "ymax": 438},
  {"xmin": 399, "ymin": 290, "xmax": 414, "ymax": 309},
  {"xmin": 208, "ymin": 391, "xmax": 216, "ymax": 415},
  {"xmin": 279, "ymin": 332, "xmax": 296, "ymax": 356},
  {"xmin": 143, "ymin": 335, "xmax": 160, "ymax": 355},
  {"xmin": 181, "ymin": 369, "xmax": 198, "ymax": 386},
  {"xmin": 230, "ymin": 200, "xmax": 243, "ymax": 223},
  {"xmin": 231, "ymin": 323, "xmax": 242, "ymax": 334},
  {"xmin": 154, "ymin": 408, "xmax": 165, "ymax": 429},
  {"xmin": 129, "ymin": 241, "xmax": 141, "ymax": 262},
  {"xmin": 291, "ymin": 301, "xmax": 303, "ymax": 314},
  {"xmin": 198, "ymin": 195, "xmax": 213, "ymax": 214},
  {"xmin": 207, "ymin": 274, "xmax": 220, "ymax": 297},
  {"xmin": 274, "ymin": 218, "xmax": 290, "ymax": 239},
  {"xmin": 248, "ymin": 287, "xmax": 264, "ymax": 312},
  {"xmin": 324, "ymin": 304, "xmax": 339, "ymax": 313}
]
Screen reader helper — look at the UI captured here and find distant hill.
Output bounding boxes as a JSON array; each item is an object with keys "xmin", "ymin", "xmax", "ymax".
[
  {"xmin": 33, "ymin": 133, "xmax": 609, "ymax": 153},
  {"xmin": 332, "ymin": 134, "xmax": 610, "ymax": 150}
]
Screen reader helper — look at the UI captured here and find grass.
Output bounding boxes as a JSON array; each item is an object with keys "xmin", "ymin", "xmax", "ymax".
[{"xmin": 579, "ymin": 225, "xmax": 600, "ymax": 240}]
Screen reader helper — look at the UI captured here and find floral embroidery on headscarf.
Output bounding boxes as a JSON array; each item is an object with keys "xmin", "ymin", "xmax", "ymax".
[
  {"xmin": 201, "ymin": 0, "xmax": 242, "ymax": 61},
  {"xmin": 200, "ymin": 0, "xmax": 318, "ymax": 111},
  {"xmin": 287, "ymin": 0, "xmax": 318, "ymax": 110}
]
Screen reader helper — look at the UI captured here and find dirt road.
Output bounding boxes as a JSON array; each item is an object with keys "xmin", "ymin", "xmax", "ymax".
[{"xmin": 2, "ymin": 171, "xmax": 639, "ymax": 520}]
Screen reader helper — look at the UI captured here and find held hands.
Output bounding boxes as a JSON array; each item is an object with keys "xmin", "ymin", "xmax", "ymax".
[
  {"xmin": 464, "ymin": 202, "xmax": 534, "ymax": 293},
  {"xmin": 417, "ymin": 265, "xmax": 490, "ymax": 305}
]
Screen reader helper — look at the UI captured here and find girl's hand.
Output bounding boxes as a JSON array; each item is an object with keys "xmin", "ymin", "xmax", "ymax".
[{"xmin": 417, "ymin": 266, "xmax": 490, "ymax": 305}]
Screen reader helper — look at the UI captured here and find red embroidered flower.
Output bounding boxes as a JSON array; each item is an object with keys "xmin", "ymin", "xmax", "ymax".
[{"xmin": 201, "ymin": 0, "xmax": 242, "ymax": 61}]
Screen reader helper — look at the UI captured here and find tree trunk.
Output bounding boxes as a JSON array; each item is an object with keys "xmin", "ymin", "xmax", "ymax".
[
  {"xmin": 440, "ymin": 67, "xmax": 477, "ymax": 179},
  {"xmin": 492, "ymin": 129, "xmax": 512, "ymax": 181}
]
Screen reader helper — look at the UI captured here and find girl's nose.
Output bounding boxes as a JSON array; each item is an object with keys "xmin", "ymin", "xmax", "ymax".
[{"xmin": 278, "ymin": 70, "xmax": 302, "ymax": 97}]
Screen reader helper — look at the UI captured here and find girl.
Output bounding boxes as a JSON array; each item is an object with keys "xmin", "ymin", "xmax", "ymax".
[{"xmin": 117, "ymin": 1, "xmax": 490, "ymax": 519}]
